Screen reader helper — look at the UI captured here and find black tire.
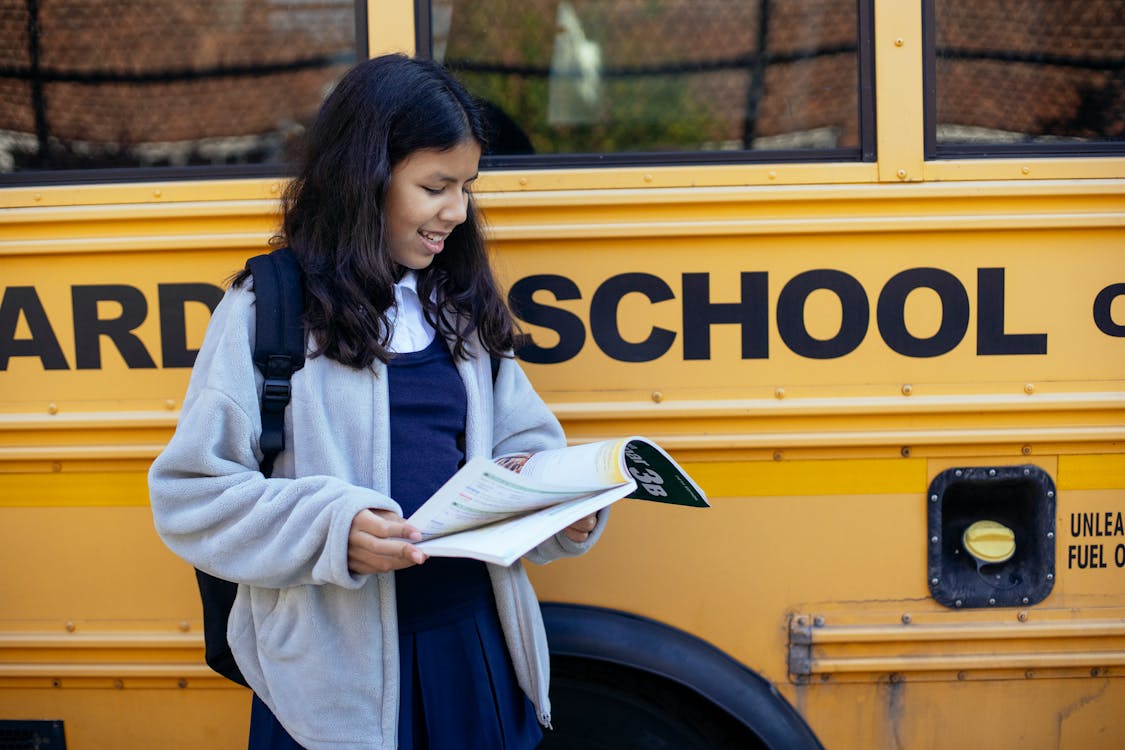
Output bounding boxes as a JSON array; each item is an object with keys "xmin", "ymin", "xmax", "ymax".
[{"xmin": 538, "ymin": 657, "xmax": 767, "ymax": 750}]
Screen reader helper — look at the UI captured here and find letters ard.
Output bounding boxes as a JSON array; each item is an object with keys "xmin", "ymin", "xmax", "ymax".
[{"xmin": 2, "ymin": 268, "xmax": 1124, "ymax": 370}]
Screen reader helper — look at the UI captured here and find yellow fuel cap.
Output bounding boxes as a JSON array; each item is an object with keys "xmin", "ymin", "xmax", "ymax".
[{"xmin": 962, "ymin": 520, "xmax": 1016, "ymax": 564}]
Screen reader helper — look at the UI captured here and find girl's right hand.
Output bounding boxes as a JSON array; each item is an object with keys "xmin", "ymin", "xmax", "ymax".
[{"xmin": 347, "ymin": 509, "xmax": 427, "ymax": 574}]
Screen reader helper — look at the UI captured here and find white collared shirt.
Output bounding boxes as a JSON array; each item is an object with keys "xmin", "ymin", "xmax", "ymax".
[{"xmin": 386, "ymin": 271, "xmax": 436, "ymax": 354}]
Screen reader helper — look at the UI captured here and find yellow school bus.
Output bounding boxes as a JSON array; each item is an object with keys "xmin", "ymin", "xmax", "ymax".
[{"xmin": 2, "ymin": 1, "xmax": 1123, "ymax": 748}]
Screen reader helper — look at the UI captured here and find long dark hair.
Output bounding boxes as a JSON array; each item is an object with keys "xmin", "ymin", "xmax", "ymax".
[{"xmin": 260, "ymin": 54, "xmax": 515, "ymax": 369}]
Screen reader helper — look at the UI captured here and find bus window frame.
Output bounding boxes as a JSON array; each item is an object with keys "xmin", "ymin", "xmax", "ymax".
[
  {"xmin": 415, "ymin": 0, "xmax": 877, "ymax": 171},
  {"xmin": 921, "ymin": 0, "xmax": 1125, "ymax": 161}
]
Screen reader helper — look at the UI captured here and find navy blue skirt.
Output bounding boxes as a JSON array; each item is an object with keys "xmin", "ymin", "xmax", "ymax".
[
  {"xmin": 395, "ymin": 558, "xmax": 542, "ymax": 750},
  {"xmin": 248, "ymin": 559, "xmax": 542, "ymax": 750}
]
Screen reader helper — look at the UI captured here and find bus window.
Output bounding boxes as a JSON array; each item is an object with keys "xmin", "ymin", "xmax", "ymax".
[
  {"xmin": 0, "ymin": 0, "xmax": 360, "ymax": 179},
  {"xmin": 428, "ymin": 0, "xmax": 872, "ymax": 165},
  {"xmin": 927, "ymin": 0, "xmax": 1125, "ymax": 156}
]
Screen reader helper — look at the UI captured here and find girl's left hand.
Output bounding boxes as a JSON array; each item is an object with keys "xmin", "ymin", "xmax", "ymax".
[{"xmin": 563, "ymin": 513, "xmax": 598, "ymax": 543}]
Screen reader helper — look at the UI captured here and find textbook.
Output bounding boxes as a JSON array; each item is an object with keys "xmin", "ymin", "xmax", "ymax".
[{"xmin": 409, "ymin": 437, "xmax": 709, "ymax": 566}]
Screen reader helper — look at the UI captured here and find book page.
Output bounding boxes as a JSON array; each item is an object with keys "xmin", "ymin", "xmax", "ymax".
[
  {"xmin": 415, "ymin": 483, "xmax": 635, "ymax": 566},
  {"xmin": 407, "ymin": 456, "xmax": 614, "ymax": 540},
  {"xmin": 512, "ymin": 438, "xmax": 630, "ymax": 486}
]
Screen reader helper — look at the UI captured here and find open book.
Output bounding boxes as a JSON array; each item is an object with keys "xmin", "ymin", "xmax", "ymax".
[{"xmin": 408, "ymin": 437, "xmax": 709, "ymax": 566}]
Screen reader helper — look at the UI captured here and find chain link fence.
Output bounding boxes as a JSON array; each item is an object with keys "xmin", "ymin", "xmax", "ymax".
[
  {"xmin": 0, "ymin": 0, "xmax": 356, "ymax": 172},
  {"xmin": 439, "ymin": 0, "xmax": 861, "ymax": 156},
  {"xmin": 935, "ymin": 0, "xmax": 1124, "ymax": 144}
]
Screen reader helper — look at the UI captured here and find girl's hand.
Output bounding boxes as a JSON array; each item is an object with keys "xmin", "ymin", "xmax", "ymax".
[
  {"xmin": 563, "ymin": 513, "xmax": 598, "ymax": 544},
  {"xmin": 347, "ymin": 509, "xmax": 427, "ymax": 574}
]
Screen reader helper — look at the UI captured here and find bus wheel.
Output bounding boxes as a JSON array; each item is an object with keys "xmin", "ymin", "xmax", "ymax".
[{"xmin": 539, "ymin": 656, "xmax": 767, "ymax": 750}]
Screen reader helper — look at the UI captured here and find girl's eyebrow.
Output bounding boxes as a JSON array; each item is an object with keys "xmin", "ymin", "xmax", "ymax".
[{"xmin": 428, "ymin": 172, "xmax": 479, "ymax": 183}]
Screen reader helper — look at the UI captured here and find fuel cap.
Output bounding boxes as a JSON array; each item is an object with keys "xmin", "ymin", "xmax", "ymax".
[{"xmin": 962, "ymin": 520, "xmax": 1016, "ymax": 564}]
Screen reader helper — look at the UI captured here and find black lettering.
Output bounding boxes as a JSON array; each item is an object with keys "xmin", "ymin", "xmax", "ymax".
[
  {"xmin": 1067, "ymin": 544, "xmax": 1105, "ymax": 569},
  {"xmin": 1093, "ymin": 283, "xmax": 1125, "ymax": 337},
  {"xmin": 682, "ymin": 272, "xmax": 768, "ymax": 360},
  {"xmin": 590, "ymin": 273, "xmax": 676, "ymax": 362},
  {"xmin": 777, "ymin": 270, "xmax": 868, "ymax": 359},
  {"xmin": 508, "ymin": 275, "xmax": 586, "ymax": 364},
  {"xmin": 72, "ymin": 285, "xmax": 156, "ymax": 369},
  {"xmin": 0, "ymin": 286, "xmax": 70, "ymax": 370},
  {"xmin": 158, "ymin": 283, "xmax": 223, "ymax": 368},
  {"xmin": 976, "ymin": 268, "xmax": 1047, "ymax": 355},
  {"xmin": 1116, "ymin": 543, "xmax": 1125, "ymax": 568},
  {"xmin": 877, "ymin": 268, "xmax": 969, "ymax": 357}
]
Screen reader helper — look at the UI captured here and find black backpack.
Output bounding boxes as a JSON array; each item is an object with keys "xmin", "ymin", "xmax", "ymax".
[
  {"xmin": 195, "ymin": 247, "xmax": 305, "ymax": 687},
  {"xmin": 194, "ymin": 247, "xmax": 503, "ymax": 686}
]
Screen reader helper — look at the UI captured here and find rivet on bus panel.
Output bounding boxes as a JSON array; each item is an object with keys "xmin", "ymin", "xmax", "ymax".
[
  {"xmin": 1022, "ymin": 445, "xmax": 1032, "ymax": 455},
  {"xmin": 1021, "ymin": 166, "xmax": 1031, "ymax": 175},
  {"xmin": 518, "ymin": 177, "xmax": 528, "ymax": 186},
  {"xmin": 813, "ymin": 616, "xmax": 825, "ymax": 627},
  {"xmin": 1017, "ymin": 610, "xmax": 1029, "ymax": 621},
  {"xmin": 65, "ymin": 621, "xmax": 76, "ymax": 632},
  {"xmin": 1024, "ymin": 383, "xmax": 1035, "ymax": 394},
  {"xmin": 901, "ymin": 446, "xmax": 911, "ymax": 457},
  {"xmin": 166, "ymin": 399, "xmax": 176, "ymax": 410},
  {"xmin": 178, "ymin": 679, "xmax": 189, "ymax": 689},
  {"xmin": 894, "ymin": 37, "xmax": 904, "ymax": 47},
  {"xmin": 178, "ymin": 620, "xmax": 191, "ymax": 632},
  {"xmin": 651, "ymin": 391, "xmax": 663, "ymax": 403},
  {"xmin": 901, "ymin": 384, "xmax": 912, "ymax": 395},
  {"xmin": 773, "ymin": 451, "xmax": 784, "ymax": 461},
  {"xmin": 774, "ymin": 387, "xmax": 785, "ymax": 399},
  {"xmin": 47, "ymin": 402, "xmax": 58, "ymax": 414},
  {"xmin": 901, "ymin": 614, "xmax": 912, "ymax": 625},
  {"xmin": 896, "ymin": 169, "xmax": 907, "ymax": 180},
  {"xmin": 114, "ymin": 679, "xmax": 124, "ymax": 689},
  {"xmin": 153, "ymin": 189, "xmax": 162, "ymax": 198},
  {"xmin": 643, "ymin": 173, "xmax": 653, "ymax": 183}
]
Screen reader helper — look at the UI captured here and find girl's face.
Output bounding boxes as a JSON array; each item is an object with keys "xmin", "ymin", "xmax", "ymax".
[{"xmin": 384, "ymin": 140, "xmax": 482, "ymax": 271}]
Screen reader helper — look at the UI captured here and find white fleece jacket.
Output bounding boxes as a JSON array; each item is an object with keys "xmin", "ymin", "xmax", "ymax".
[{"xmin": 148, "ymin": 282, "xmax": 607, "ymax": 749}]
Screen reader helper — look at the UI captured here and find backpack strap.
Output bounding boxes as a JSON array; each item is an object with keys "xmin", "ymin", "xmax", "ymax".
[
  {"xmin": 245, "ymin": 247, "xmax": 306, "ymax": 478},
  {"xmin": 193, "ymin": 248, "xmax": 306, "ymax": 689}
]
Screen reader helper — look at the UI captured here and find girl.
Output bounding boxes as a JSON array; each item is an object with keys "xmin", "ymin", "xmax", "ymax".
[{"xmin": 149, "ymin": 54, "xmax": 606, "ymax": 750}]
